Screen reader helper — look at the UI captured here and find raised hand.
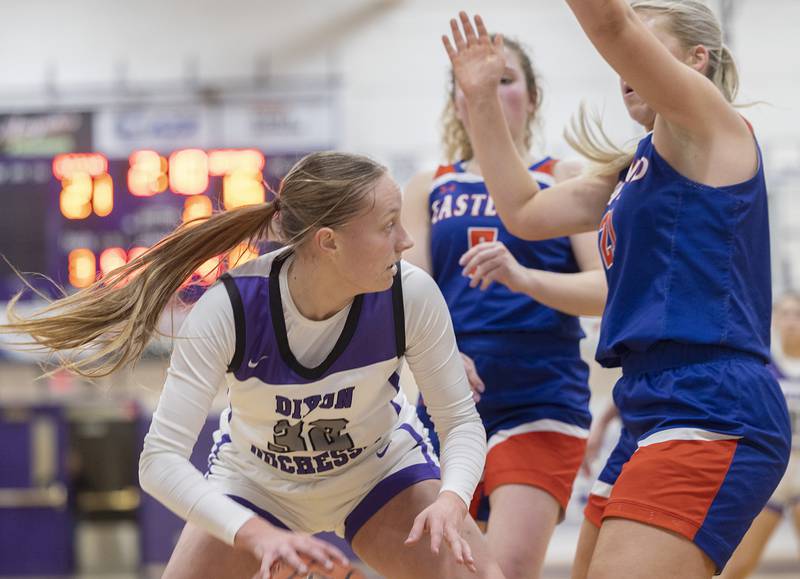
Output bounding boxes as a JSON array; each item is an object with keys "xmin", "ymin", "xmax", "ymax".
[{"xmin": 442, "ymin": 12, "xmax": 506, "ymax": 100}]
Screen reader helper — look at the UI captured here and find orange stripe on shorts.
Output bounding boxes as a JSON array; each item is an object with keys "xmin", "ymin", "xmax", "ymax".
[{"xmin": 604, "ymin": 438, "xmax": 738, "ymax": 540}]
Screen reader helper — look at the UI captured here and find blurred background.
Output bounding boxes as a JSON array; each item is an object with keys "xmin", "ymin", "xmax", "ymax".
[{"xmin": 0, "ymin": 1, "xmax": 797, "ymax": 577}]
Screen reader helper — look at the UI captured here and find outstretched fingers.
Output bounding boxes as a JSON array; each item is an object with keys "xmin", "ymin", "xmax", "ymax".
[
  {"xmin": 459, "ymin": 11, "xmax": 478, "ymax": 45},
  {"xmin": 450, "ymin": 17, "xmax": 467, "ymax": 51}
]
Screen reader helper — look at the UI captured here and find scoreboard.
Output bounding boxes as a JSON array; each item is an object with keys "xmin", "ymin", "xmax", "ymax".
[{"xmin": 0, "ymin": 149, "xmax": 304, "ymax": 301}]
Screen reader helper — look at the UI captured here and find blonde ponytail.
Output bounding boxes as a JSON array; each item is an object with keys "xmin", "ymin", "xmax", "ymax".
[
  {"xmin": 565, "ymin": 103, "xmax": 638, "ymax": 177},
  {"xmin": 4, "ymin": 203, "xmax": 277, "ymax": 378},
  {"xmin": 2, "ymin": 151, "xmax": 388, "ymax": 379},
  {"xmin": 715, "ymin": 44, "xmax": 740, "ymax": 103}
]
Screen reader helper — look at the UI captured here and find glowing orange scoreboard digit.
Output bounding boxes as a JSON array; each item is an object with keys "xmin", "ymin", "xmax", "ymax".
[{"xmin": 52, "ymin": 148, "xmax": 268, "ymax": 289}]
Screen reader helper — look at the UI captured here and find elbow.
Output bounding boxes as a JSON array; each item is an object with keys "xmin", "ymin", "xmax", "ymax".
[
  {"xmin": 138, "ymin": 437, "xmax": 168, "ymax": 496},
  {"xmin": 138, "ymin": 447, "xmax": 155, "ymax": 495},
  {"xmin": 503, "ymin": 217, "xmax": 550, "ymax": 242},
  {"xmin": 494, "ymin": 207, "xmax": 539, "ymax": 240},
  {"xmin": 503, "ymin": 218, "xmax": 532, "ymax": 240}
]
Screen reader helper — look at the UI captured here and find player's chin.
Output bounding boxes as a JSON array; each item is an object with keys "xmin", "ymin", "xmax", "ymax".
[
  {"xmin": 368, "ymin": 273, "xmax": 392, "ymax": 293},
  {"xmin": 377, "ymin": 272, "xmax": 395, "ymax": 291}
]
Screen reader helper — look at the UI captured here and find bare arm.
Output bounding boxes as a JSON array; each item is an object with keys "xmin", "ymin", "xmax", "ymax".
[
  {"xmin": 581, "ymin": 401, "xmax": 619, "ymax": 475},
  {"xmin": 460, "ymin": 161, "xmax": 608, "ymax": 317},
  {"xmin": 442, "ymin": 13, "xmax": 616, "ymax": 240},
  {"xmin": 460, "ymin": 229, "xmax": 607, "ymax": 317},
  {"xmin": 564, "ymin": 0, "xmax": 756, "ymax": 184},
  {"xmin": 511, "ymin": 268, "xmax": 607, "ymax": 317},
  {"xmin": 401, "ymin": 170, "xmax": 436, "ymax": 274}
]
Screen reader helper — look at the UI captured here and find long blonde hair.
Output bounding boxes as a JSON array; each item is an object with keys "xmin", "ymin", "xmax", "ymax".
[
  {"xmin": 442, "ymin": 36, "xmax": 542, "ymax": 163},
  {"xmin": 3, "ymin": 152, "xmax": 387, "ymax": 378},
  {"xmin": 567, "ymin": 0, "xmax": 740, "ymax": 176}
]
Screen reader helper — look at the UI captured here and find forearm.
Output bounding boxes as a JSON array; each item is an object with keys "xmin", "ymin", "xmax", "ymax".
[
  {"xmin": 566, "ymin": 0, "xmax": 631, "ymax": 39},
  {"xmin": 465, "ymin": 93, "xmax": 542, "ymax": 233},
  {"xmin": 403, "ymin": 265, "xmax": 486, "ymax": 507},
  {"xmin": 139, "ymin": 377, "xmax": 255, "ymax": 545},
  {"xmin": 139, "ymin": 440, "xmax": 255, "ymax": 544},
  {"xmin": 514, "ymin": 268, "xmax": 607, "ymax": 317},
  {"xmin": 437, "ymin": 418, "xmax": 486, "ymax": 508},
  {"xmin": 138, "ymin": 283, "xmax": 254, "ymax": 545},
  {"xmin": 595, "ymin": 402, "xmax": 619, "ymax": 428}
]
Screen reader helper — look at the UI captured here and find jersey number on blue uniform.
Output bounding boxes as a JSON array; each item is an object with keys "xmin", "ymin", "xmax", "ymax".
[
  {"xmin": 468, "ymin": 227, "xmax": 498, "ymax": 248},
  {"xmin": 599, "ymin": 211, "xmax": 616, "ymax": 269}
]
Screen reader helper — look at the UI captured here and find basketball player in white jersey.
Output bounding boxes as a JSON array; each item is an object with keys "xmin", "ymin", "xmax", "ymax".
[{"xmin": 2, "ymin": 152, "xmax": 506, "ymax": 579}]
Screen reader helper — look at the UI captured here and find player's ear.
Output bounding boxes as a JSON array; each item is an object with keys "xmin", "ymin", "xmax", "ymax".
[{"xmin": 314, "ymin": 227, "xmax": 338, "ymax": 255}]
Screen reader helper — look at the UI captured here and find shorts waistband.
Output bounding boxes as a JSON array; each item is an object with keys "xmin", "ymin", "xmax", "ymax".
[{"xmin": 620, "ymin": 342, "xmax": 765, "ymax": 376}]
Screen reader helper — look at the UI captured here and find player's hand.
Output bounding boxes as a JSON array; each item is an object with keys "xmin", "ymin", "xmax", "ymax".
[
  {"xmin": 234, "ymin": 516, "xmax": 349, "ymax": 579},
  {"xmin": 442, "ymin": 12, "xmax": 506, "ymax": 101},
  {"xmin": 404, "ymin": 491, "xmax": 476, "ymax": 572},
  {"xmin": 460, "ymin": 352, "xmax": 485, "ymax": 403},
  {"xmin": 459, "ymin": 241, "xmax": 527, "ymax": 292}
]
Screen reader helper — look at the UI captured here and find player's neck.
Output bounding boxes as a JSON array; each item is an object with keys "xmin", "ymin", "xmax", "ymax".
[{"xmin": 286, "ymin": 255, "xmax": 354, "ymax": 321}]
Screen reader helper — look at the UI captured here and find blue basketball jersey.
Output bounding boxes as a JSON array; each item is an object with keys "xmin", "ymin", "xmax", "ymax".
[
  {"xmin": 429, "ymin": 158, "xmax": 584, "ymax": 340},
  {"xmin": 596, "ymin": 132, "xmax": 772, "ymax": 367}
]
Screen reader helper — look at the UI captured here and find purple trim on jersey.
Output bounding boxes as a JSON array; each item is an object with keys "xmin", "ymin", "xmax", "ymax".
[
  {"xmin": 343, "ymin": 462, "xmax": 440, "ymax": 543},
  {"xmin": 229, "ymin": 275, "xmax": 400, "ymax": 385},
  {"xmin": 228, "ymin": 495, "xmax": 290, "ymax": 530},
  {"xmin": 399, "ymin": 423, "xmax": 437, "ymax": 470},
  {"xmin": 206, "ymin": 433, "xmax": 231, "ymax": 473},
  {"xmin": 390, "ymin": 400, "xmax": 401, "ymax": 415},
  {"xmin": 388, "ymin": 371, "xmax": 400, "ymax": 392}
]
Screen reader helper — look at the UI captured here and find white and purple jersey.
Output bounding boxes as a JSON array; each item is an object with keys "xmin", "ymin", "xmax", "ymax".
[
  {"xmin": 139, "ymin": 249, "xmax": 485, "ymax": 545},
  {"xmin": 218, "ymin": 249, "xmax": 408, "ymax": 476}
]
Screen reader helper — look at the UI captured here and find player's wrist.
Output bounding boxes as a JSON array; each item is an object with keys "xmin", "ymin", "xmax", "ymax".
[
  {"xmin": 511, "ymin": 267, "xmax": 539, "ymax": 295},
  {"xmin": 233, "ymin": 515, "xmax": 279, "ymax": 551},
  {"xmin": 437, "ymin": 489, "xmax": 469, "ymax": 515}
]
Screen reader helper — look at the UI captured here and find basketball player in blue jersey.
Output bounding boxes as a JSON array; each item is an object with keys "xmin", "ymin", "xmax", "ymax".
[
  {"xmin": 441, "ymin": 3, "xmax": 791, "ymax": 578},
  {"xmin": 403, "ymin": 36, "xmax": 606, "ymax": 579},
  {"xmin": 2, "ymin": 153, "xmax": 507, "ymax": 579},
  {"xmin": 721, "ymin": 292, "xmax": 800, "ymax": 578}
]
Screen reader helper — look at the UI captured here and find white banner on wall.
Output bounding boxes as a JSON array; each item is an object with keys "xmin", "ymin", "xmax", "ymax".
[
  {"xmin": 221, "ymin": 94, "xmax": 337, "ymax": 151},
  {"xmin": 94, "ymin": 106, "xmax": 215, "ymax": 157},
  {"xmin": 93, "ymin": 92, "xmax": 337, "ymax": 156}
]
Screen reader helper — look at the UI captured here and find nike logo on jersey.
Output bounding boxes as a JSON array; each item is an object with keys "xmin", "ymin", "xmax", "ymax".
[
  {"xmin": 247, "ymin": 355, "xmax": 269, "ymax": 368},
  {"xmin": 376, "ymin": 441, "xmax": 391, "ymax": 458}
]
